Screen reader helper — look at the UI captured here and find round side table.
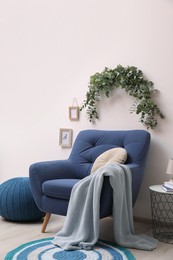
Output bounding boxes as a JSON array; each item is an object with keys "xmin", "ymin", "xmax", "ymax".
[{"xmin": 149, "ymin": 185, "xmax": 173, "ymax": 243}]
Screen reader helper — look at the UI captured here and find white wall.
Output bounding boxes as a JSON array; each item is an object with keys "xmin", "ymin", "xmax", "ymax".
[{"xmin": 0, "ymin": 0, "xmax": 173, "ymax": 219}]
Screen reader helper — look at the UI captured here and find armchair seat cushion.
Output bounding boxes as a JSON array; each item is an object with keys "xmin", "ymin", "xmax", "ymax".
[{"xmin": 42, "ymin": 179, "xmax": 80, "ymax": 200}]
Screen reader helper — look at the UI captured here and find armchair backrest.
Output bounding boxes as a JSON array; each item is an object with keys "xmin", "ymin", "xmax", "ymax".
[{"xmin": 69, "ymin": 129, "xmax": 150, "ymax": 179}]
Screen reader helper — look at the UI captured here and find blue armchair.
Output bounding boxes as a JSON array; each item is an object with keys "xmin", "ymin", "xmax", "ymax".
[{"xmin": 29, "ymin": 129, "xmax": 150, "ymax": 232}]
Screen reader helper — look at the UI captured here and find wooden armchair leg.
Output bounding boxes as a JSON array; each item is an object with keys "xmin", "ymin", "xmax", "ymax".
[{"xmin": 41, "ymin": 213, "xmax": 51, "ymax": 233}]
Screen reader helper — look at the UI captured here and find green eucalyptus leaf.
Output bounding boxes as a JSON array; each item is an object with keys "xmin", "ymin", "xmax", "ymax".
[{"xmin": 80, "ymin": 65, "xmax": 165, "ymax": 129}]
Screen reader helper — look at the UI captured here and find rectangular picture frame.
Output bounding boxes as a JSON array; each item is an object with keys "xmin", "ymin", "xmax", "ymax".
[
  {"xmin": 69, "ymin": 106, "xmax": 79, "ymax": 121},
  {"xmin": 59, "ymin": 128, "xmax": 73, "ymax": 148}
]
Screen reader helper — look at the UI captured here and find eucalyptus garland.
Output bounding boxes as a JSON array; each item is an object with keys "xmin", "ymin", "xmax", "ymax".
[{"xmin": 80, "ymin": 65, "xmax": 164, "ymax": 129}]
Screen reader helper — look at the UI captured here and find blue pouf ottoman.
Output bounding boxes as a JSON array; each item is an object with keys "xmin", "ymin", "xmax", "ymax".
[{"xmin": 0, "ymin": 177, "xmax": 45, "ymax": 221}]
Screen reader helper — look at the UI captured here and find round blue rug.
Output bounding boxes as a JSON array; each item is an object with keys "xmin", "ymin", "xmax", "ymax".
[{"xmin": 4, "ymin": 237, "xmax": 135, "ymax": 260}]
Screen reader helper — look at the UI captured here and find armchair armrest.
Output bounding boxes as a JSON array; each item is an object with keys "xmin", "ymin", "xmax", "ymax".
[
  {"xmin": 29, "ymin": 159, "xmax": 75, "ymax": 209},
  {"xmin": 126, "ymin": 163, "xmax": 146, "ymax": 206},
  {"xmin": 29, "ymin": 159, "xmax": 75, "ymax": 182}
]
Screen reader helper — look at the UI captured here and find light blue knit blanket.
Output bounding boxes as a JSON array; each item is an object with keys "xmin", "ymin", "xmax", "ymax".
[{"xmin": 52, "ymin": 163, "xmax": 157, "ymax": 251}]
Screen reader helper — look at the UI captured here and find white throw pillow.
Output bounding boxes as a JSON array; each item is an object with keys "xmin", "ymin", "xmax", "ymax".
[{"xmin": 91, "ymin": 147, "xmax": 127, "ymax": 174}]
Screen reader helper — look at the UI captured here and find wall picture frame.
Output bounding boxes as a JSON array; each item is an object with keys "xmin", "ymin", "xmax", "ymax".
[
  {"xmin": 59, "ymin": 128, "xmax": 73, "ymax": 148},
  {"xmin": 69, "ymin": 106, "xmax": 79, "ymax": 121}
]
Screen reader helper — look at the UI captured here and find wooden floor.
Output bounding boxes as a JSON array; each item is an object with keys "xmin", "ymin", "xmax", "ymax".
[{"xmin": 0, "ymin": 215, "xmax": 173, "ymax": 259}]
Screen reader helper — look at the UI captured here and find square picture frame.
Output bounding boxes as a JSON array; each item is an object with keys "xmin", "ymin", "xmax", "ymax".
[
  {"xmin": 59, "ymin": 128, "xmax": 73, "ymax": 148},
  {"xmin": 69, "ymin": 106, "xmax": 80, "ymax": 121}
]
